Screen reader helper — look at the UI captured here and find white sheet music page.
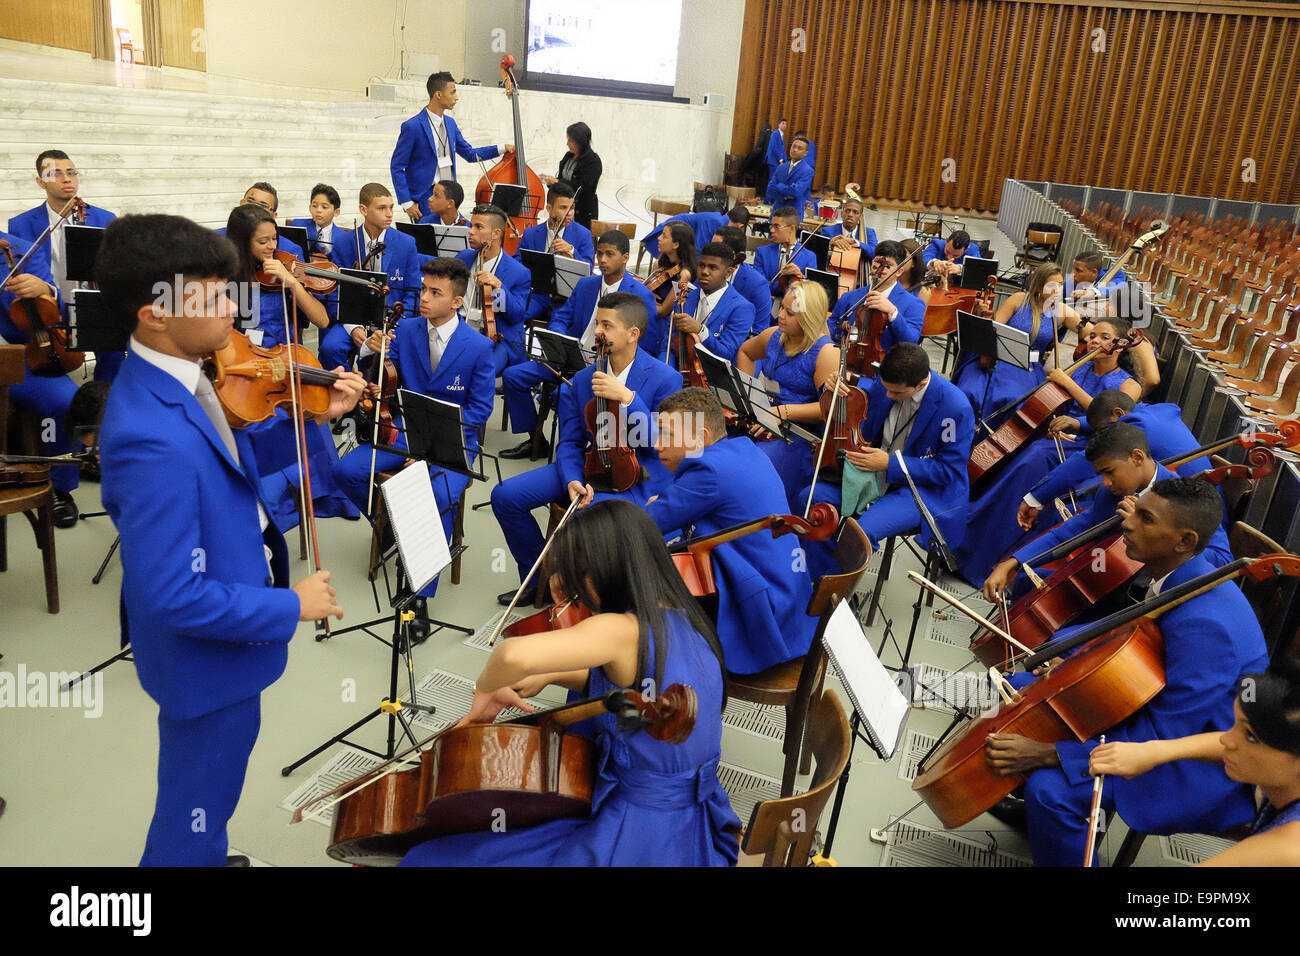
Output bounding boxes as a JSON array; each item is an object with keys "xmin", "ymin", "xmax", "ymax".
[
  {"xmin": 379, "ymin": 461, "xmax": 452, "ymax": 594},
  {"xmin": 823, "ymin": 601, "xmax": 909, "ymax": 758}
]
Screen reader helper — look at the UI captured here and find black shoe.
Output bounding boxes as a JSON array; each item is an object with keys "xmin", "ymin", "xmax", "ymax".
[
  {"xmin": 51, "ymin": 491, "xmax": 78, "ymax": 529},
  {"xmin": 225, "ymin": 854, "xmax": 250, "ymax": 867},
  {"xmin": 986, "ymin": 795, "xmax": 1027, "ymax": 830},
  {"xmin": 498, "ymin": 586, "xmax": 536, "ymax": 607},
  {"xmin": 501, "ymin": 438, "xmax": 550, "ymax": 461}
]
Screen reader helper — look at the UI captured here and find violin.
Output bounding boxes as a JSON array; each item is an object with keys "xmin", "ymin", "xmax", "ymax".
[
  {"xmin": 967, "ymin": 330, "xmax": 1144, "ymax": 496},
  {"xmin": 474, "ymin": 55, "xmax": 544, "ymax": 255},
  {"xmin": 583, "ymin": 334, "xmax": 642, "ymax": 493},
  {"xmin": 301, "ymin": 684, "xmax": 698, "ymax": 865},
  {"xmin": 844, "ymin": 289, "xmax": 889, "ymax": 381},
  {"xmin": 970, "ymin": 447, "xmax": 1279, "ymax": 670},
  {"xmin": 0, "ymin": 450, "xmax": 94, "ymax": 489},
  {"xmin": 913, "ymin": 551, "xmax": 1300, "ymax": 829},
  {"xmin": 255, "ymin": 247, "xmax": 340, "ymax": 295},
  {"xmin": 812, "ymin": 323, "xmax": 869, "ymax": 476},
  {"xmin": 0, "ymin": 236, "xmax": 83, "ymax": 377},
  {"xmin": 643, "ymin": 261, "xmax": 681, "ymax": 298},
  {"xmin": 203, "ymin": 331, "xmax": 344, "ymax": 428},
  {"xmin": 477, "ymin": 258, "xmax": 503, "ymax": 344},
  {"xmin": 356, "ymin": 304, "xmax": 403, "ymax": 453},
  {"xmin": 674, "ymin": 272, "xmax": 707, "ymax": 387}
]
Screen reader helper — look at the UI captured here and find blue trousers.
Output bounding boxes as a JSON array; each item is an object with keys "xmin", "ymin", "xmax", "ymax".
[
  {"xmin": 491, "ymin": 462, "xmax": 654, "ymax": 583},
  {"xmin": 11, "ymin": 370, "xmax": 79, "ymax": 492},
  {"xmin": 491, "ymin": 328, "xmax": 527, "ymax": 377},
  {"xmin": 141, "ymin": 695, "xmax": 260, "ymax": 867},
  {"xmin": 799, "ymin": 479, "xmax": 920, "ymax": 580},
  {"xmin": 318, "ymin": 323, "xmax": 357, "ymax": 371},
  {"xmin": 757, "ymin": 435, "xmax": 813, "ymax": 513},
  {"xmin": 337, "ymin": 440, "xmax": 468, "ymax": 598},
  {"xmin": 502, "ymin": 359, "xmax": 560, "ymax": 436}
]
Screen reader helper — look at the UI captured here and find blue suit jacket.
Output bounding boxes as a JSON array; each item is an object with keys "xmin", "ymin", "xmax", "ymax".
[
  {"xmin": 646, "ymin": 436, "xmax": 815, "ymax": 674},
  {"xmin": 1052, "ymin": 553, "xmax": 1268, "ymax": 835},
  {"xmin": 287, "ymin": 218, "xmax": 352, "ymax": 264},
  {"xmin": 376, "ymin": 315, "xmax": 495, "ymax": 457},
  {"xmin": 547, "ymin": 272, "xmax": 656, "ymax": 345},
  {"xmin": 819, "ymin": 221, "xmax": 878, "ymax": 259},
  {"xmin": 676, "ymin": 284, "xmax": 755, "ymax": 365},
  {"xmin": 455, "ymin": 248, "xmax": 546, "ymax": 345},
  {"xmin": 922, "ymin": 236, "xmax": 976, "ymax": 266},
  {"xmin": 764, "ymin": 159, "xmax": 813, "ymax": 212},
  {"xmin": 8, "ymin": 201, "xmax": 116, "ymax": 241},
  {"xmin": 827, "ymin": 284, "xmax": 925, "ymax": 351},
  {"xmin": 417, "ymin": 212, "xmax": 469, "ymax": 226},
  {"xmin": 335, "ymin": 226, "xmax": 422, "ymax": 316},
  {"xmin": 98, "ymin": 349, "xmax": 300, "ymax": 720},
  {"xmin": 640, "ymin": 212, "xmax": 729, "ymax": 261},
  {"xmin": 1015, "ymin": 462, "xmax": 1232, "ymax": 569},
  {"xmin": 1029, "ymin": 403, "xmax": 1213, "ymax": 511},
  {"xmin": 391, "ymin": 111, "xmax": 499, "ymax": 216},
  {"xmin": 0, "ymin": 229, "xmax": 59, "ymax": 342},
  {"xmin": 764, "ymin": 129, "xmax": 785, "ymax": 168},
  {"xmin": 753, "ymin": 243, "xmax": 819, "ymax": 298},
  {"xmin": 732, "ymin": 263, "xmax": 774, "ymax": 335},
  {"xmin": 556, "ymin": 353, "xmax": 681, "ymax": 494},
  {"xmin": 515, "ymin": 220, "xmax": 595, "ymax": 267},
  {"xmin": 860, "ymin": 374, "xmax": 975, "ymax": 550}
]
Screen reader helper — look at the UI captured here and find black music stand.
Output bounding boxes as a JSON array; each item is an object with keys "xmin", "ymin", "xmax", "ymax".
[
  {"xmin": 695, "ymin": 345, "xmax": 820, "ymax": 444},
  {"xmin": 63, "ymin": 225, "xmax": 104, "ymax": 284},
  {"xmin": 799, "ymin": 230, "xmax": 831, "ymax": 271},
  {"xmin": 531, "ymin": 328, "xmax": 593, "ymax": 380},
  {"xmin": 489, "ymin": 183, "xmax": 530, "ymax": 218},
  {"xmin": 958, "ymin": 254, "xmax": 999, "ymax": 291},
  {"xmin": 277, "ymin": 224, "xmax": 310, "ymax": 256},
  {"xmin": 518, "ymin": 249, "xmax": 589, "ymax": 300},
  {"xmin": 956, "ymin": 309, "xmax": 1032, "ymax": 438},
  {"xmin": 337, "ymin": 267, "xmax": 388, "ymax": 331},
  {"xmin": 395, "ymin": 222, "xmax": 470, "ymax": 258},
  {"xmin": 805, "ymin": 267, "xmax": 841, "ymax": 309}
]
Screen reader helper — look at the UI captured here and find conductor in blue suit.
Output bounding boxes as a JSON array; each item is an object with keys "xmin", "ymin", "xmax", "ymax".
[
  {"xmin": 337, "ymin": 257, "xmax": 494, "ymax": 601},
  {"xmin": 648, "ymin": 388, "xmax": 815, "ymax": 675},
  {"xmin": 800, "ymin": 343, "xmax": 975, "ymax": 579},
  {"xmin": 324, "ymin": 183, "xmax": 423, "ymax": 369},
  {"xmin": 9, "ymin": 149, "xmax": 120, "ymax": 380},
  {"xmin": 665, "ymin": 242, "xmax": 756, "ymax": 365},
  {"xmin": 94, "ymin": 214, "xmax": 364, "ymax": 866},
  {"xmin": 457, "ymin": 204, "xmax": 544, "ymax": 375},
  {"xmin": 985, "ymin": 478, "xmax": 1268, "ymax": 866},
  {"xmin": 490, "ymin": 292, "xmax": 681, "ymax": 605},
  {"xmin": 391, "ymin": 71, "xmax": 508, "ymax": 222},
  {"xmin": 763, "ymin": 136, "xmax": 814, "ymax": 215},
  {"xmin": 825, "ymin": 241, "xmax": 925, "ymax": 348},
  {"xmin": 500, "ymin": 229, "xmax": 655, "ymax": 460}
]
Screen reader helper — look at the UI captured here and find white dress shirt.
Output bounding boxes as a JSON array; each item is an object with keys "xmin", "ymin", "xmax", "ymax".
[
  {"xmin": 693, "ymin": 285, "xmax": 727, "ymax": 342},
  {"xmin": 426, "ymin": 108, "xmax": 453, "ymax": 175},
  {"xmin": 465, "ymin": 251, "xmax": 506, "ymax": 331},
  {"xmin": 46, "ymin": 203, "xmax": 74, "ymax": 303},
  {"xmin": 579, "ymin": 277, "xmax": 620, "ymax": 350},
  {"xmin": 882, "ymin": 376, "xmax": 930, "ymax": 454}
]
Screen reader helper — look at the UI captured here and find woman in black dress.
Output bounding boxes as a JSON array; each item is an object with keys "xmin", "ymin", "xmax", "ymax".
[{"xmin": 542, "ymin": 121, "xmax": 601, "ymax": 228}]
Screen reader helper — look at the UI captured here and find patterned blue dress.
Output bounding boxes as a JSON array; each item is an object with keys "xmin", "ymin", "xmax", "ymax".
[
  {"xmin": 953, "ymin": 299, "xmax": 1060, "ymax": 424},
  {"xmin": 754, "ymin": 331, "xmax": 831, "ymax": 510},
  {"xmin": 399, "ymin": 611, "xmax": 741, "ymax": 866},
  {"xmin": 1252, "ymin": 795, "xmax": 1300, "ymax": 834}
]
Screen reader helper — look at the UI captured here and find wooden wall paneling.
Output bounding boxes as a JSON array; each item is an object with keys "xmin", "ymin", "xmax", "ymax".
[
  {"xmin": 1130, "ymin": 10, "xmax": 1170, "ymax": 193},
  {"xmin": 0, "ymin": 0, "xmax": 93, "ymax": 53},
  {"xmin": 1236, "ymin": 17, "xmax": 1274, "ymax": 202},
  {"xmin": 159, "ymin": 0, "xmax": 206, "ymax": 71},
  {"xmin": 972, "ymin": 3, "xmax": 1003, "ymax": 211},
  {"xmin": 1273, "ymin": 32, "xmax": 1300, "ymax": 197},
  {"xmin": 1155, "ymin": 18, "xmax": 1195, "ymax": 196},
  {"xmin": 952, "ymin": 3, "xmax": 981, "ymax": 209}
]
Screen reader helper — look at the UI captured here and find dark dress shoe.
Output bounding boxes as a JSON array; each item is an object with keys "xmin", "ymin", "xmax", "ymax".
[
  {"xmin": 498, "ymin": 586, "xmax": 537, "ymax": 607},
  {"xmin": 225, "ymin": 854, "xmax": 250, "ymax": 867},
  {"xmin": 986, "ymin": 795, "xmax": 1027, "ymax": 830},
  {"xmin": 501, "ymin": 438, "xmax": 551, "ymax": 460},
  {"xmin": 51, "ymin": 490, "xmax": 78, "ymax": 529}
]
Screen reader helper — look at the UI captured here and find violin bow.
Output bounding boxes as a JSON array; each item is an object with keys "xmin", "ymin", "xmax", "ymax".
[
  {"xmin": 280, "ymin": 283, "xmax": 330, "ymax": 639},
  {"xmin": 489, "ymin": 495, "xmax": 581, "ymax": 646},
  {"xmin": 0, "ymin": 195, "xmax": 78, "ymax": 288},
  {"xmin": 804, "ymin": 372, "xmax": 844, "ymax": 521},
  {"xmin": 1084, "ymin": 734, "xmax": 1107, "ymax": 867},
  {"xmin": 905, "ymin": 570, "xmax": 1037, "ymax": 661},
  {"xmin": 365, "ymin": 306, "xmax": 397, "ymax": 517}
]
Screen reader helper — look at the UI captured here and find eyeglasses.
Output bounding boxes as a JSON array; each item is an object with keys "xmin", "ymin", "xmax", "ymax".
[
  {"xmin": 241, "ymin": 197, "xmax": 275, "ymax": 212},
  {"xmin": 43, "ymin": 169, "xmax": 79, "ymax": 181}
]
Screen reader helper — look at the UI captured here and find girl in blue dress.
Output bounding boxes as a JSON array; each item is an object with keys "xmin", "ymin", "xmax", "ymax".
[
  {"xmin": 1089, "ymin": 661, "xmax": 1300, "ymax": 866},
  {"xmin": 401, "ymin": 500, "xmax": 741, "ymax": 866},
  {"xmin": 225, "ymin": 204, "xmax": 358, "ymax": 526},
  {"xmin": 953, "ymin": 262, "xmax": 1084, "ymax": 425},
  {"xmin": 736, "ymin": 280, "xmax": 839, "ymax": 510}
]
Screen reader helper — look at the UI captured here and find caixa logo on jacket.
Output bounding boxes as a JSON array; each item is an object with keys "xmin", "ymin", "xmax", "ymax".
[{"xmin": 446, "ymin": 374, "xmax": 464, "ymax": 391}]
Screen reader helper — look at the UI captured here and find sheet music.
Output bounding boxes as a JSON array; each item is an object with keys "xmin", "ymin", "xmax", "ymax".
[
  {"xmin": 552, "ymin": 255, "xmax": 591, "ymax": 296},
  {"xmin": 379, "ymin": 461, "xmax": 452, "ymax": 595},
  {"xmin": 822, "ymin": 601, "xmax": 909, "ymax": 758},
  {"xmin": 429, "ymin": 224, "xmax": 470, "ymax": 257}
]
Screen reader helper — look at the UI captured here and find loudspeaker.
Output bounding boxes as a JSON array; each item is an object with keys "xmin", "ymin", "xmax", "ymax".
[{"xmin": 704, "ymin": 93, "xmax": 726, "ymax": 108}]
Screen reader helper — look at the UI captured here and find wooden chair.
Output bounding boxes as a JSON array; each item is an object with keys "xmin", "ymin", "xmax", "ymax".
[
  {"xmin": 738, "ymin": 689, "xmax": 851, "ymax": 866},
  {"xmin": 115, "ymin": 28, "xmax": 141, "ymax": 65},
  {"xmin": 590, "ymin": 220, "xmax": 637, "ymax": 243},
  {"xmin": 636, "ymin": 199, "xmax": 691, "ymax": 273},
  {"xmin": 725, "ymin": 185, "xmax": 756, "ymax": 205},
  {"xmin": 727, "ymin": 517, "xmax": 873, "ymax": 797},
  {"xmin": 0, "ymin": 345, "xmax": 58, "ymax": 613}
]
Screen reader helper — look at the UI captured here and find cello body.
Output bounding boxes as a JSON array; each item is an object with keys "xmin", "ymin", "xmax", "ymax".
[{"xmin": 475, "ymin": 55, "xmax": 544, "ymax": 255}]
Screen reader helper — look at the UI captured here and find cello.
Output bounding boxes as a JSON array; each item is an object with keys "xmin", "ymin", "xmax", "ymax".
[
  {"xmin": 297, "ymin": 683, "xmax": 698, "ymax": 865},
  {"xmin": 968, "ymin": 447, "xmax": 1279, "ymax": 670},
  {"xmin": 912, "ymin": 551, "xmax": 1300, "ymax": 829},
  {"xmin": 475, "ymin": 55, "xmax": 544, "ymax": 255}
]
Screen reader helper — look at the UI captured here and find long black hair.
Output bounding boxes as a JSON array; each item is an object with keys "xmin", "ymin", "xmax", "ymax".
[
  {"xmin": 547, "ymin": 499, "xmax": 726, "ymax": 709},
  {"xmin": 225, "ymin": 203, "xmax": 277, "ymax": 281},
  {"xmin": 1240, "ymin": 658, "xmax": 1300, "ymax": 757},
  {"xmin": 656, "ymin": 221, "xmax": 699, "ymax": 281}
]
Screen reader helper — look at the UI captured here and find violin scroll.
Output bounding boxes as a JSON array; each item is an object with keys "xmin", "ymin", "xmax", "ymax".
[
  {"xmin": 771, "ymin": 502, "xmax": 841, "ymax": 541},
  {"xmin": 609, "ymin": 684, "xmax": 698, "ymax": 744}
]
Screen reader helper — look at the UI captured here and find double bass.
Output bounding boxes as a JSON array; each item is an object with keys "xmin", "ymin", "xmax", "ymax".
[{"xmin": 475, "ymin": 55, "xmax": 544, "ymax": 255}]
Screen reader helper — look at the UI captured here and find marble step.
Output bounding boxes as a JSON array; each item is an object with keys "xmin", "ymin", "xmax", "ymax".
[{"xmin": 0, "ymin": 119, "xmax": 397, "ymax": 149}]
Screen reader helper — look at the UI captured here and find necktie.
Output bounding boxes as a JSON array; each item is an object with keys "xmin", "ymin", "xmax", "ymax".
[
  {"xmin": 884, "ymin": 399, "xmax": 916, "ymax": 455},
  {"xmin": 368, "ymin": 239, "xmax": 382, "ymax": 270},
  {"xmin": 194, "ymin": 374, "xmax": 240, "ymax": 465},
  {"xmin": 429, "ymin": 327, "xmax": 444, "ymax": 372}
]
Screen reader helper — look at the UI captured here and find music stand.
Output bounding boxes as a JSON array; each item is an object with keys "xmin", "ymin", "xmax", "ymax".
[
  {"xmin": 956, "ymin": 309, "xmax": 1032, "ymax": 437},
  {"xmin": 277, "ymin": 224, "xmax": 310, "ymax": 256},
  {"xmin": 531, "ymin": 328, "xmax": 593, "ymax": 380},
  {"xmin": 338, "ymin": 267, "xmax": 387, "ymax": 331},
  {"xmin": 63, "ymin": 225, "xmax": 104, "ymax": 283},
  {"xmin": 958, "ymin": 254, "xmax": 998, "ymax": 291},
  {"xmin": 519, "ymin": 249, "xmax": 589, "ymax": 299},
  {"xmin": 799, "ymin": 230, "xmax": 831, "ymax": 271},
  {"xmin": 695, "ymin": 345, "xmax": 819, "ymax": 443},
  {"xmin": 489, "ymin": 183, "xmax": 530, "ymax": 218},
  {"xmin": 282, "ymin": 461, "xmax": 453, "ymax": 775},
  {"xmin": 395, "ymin": 222, "xmax": 470, "ymax": 258},
  {"xmin": 805, "ymin": 267, "xmax": 841, "ymax": 309}
]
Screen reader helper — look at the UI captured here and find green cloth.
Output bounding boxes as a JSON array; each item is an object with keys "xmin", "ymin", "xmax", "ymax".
[{"xmin": 841, "ymin": 461, "xmax": 886, "ymax": 516}]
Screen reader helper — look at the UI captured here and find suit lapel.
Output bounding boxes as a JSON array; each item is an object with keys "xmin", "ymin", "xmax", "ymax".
[
  {"xmin": 405, "ymin": 316, "xmax": 434, "ymax": 386},
  {"xmin": 132, "ymin": 355, "xmax": 247, "ymax": 479},
  {"xmin": 420, "ymin": 110, "xmax": 437, "ymax": 155},
  {"xmin": 433, "ymin": 320, "xmax": 469, "ymax": 386},
  {"xmin": 904, "ymin": 380, "xmax": 942, "ymax": 455}
]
